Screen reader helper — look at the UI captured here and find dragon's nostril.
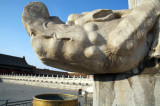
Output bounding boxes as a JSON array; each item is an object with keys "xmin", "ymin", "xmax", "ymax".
[
  {"xmin": 60, "ymin": 38, "xmax": 71, "ymax": 40},
  {"xmin": 30, "ymin": 31, "xmax": 36, "ymax": 37}
]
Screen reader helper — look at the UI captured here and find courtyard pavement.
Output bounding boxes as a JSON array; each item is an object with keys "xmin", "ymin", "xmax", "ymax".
[{"xmin": 0, "ymin": 83, "xmax": 86, "ymax": 105}]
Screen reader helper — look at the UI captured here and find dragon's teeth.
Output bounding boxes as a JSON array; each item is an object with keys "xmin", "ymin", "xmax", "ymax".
[{"xmin": 53, "ymin": 33, "xmax": 57, "ymax": 39}]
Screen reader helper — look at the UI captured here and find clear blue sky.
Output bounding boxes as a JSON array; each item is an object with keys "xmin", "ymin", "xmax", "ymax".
[{"xmin": 0, "ymin": 0, "xmax": 128, "ymax": 71}]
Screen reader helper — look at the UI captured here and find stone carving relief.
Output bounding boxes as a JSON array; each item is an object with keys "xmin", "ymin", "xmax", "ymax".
[{"xmin": 22, "ymin": 0, "xmax": 160, "ymax": 74}]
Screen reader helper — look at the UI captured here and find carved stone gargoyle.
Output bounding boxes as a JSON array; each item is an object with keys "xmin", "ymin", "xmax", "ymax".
[{"xmin": 22, "ymin": 0, "xmax": 160, "ymax": 74}]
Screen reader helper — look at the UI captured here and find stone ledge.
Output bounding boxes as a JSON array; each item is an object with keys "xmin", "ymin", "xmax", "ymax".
[{"xmin": 93, "ymin": 73, "xmax": 160, "ymax": 106}]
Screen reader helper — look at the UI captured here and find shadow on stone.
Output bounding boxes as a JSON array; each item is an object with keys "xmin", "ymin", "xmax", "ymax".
[
  {"xmin": 94, "ymin": 73, "xmax": 138, "ymax": 82},
  {"xmin": 0, "ymin": 78, "xmax": 3, "ymax": 82}
]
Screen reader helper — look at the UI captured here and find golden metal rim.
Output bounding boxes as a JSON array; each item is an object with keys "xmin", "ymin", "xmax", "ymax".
[{"xmin": 33, "ymin": 94, "xmax": 78, "ymax": 102}]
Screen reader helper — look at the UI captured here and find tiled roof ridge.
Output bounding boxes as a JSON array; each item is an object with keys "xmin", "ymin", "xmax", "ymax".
[
  {"xmin": 0, "ymin": 53, "xmax": 24, "ymax": 59},
  {"xmin": 0, "ymin": 53, "xmax": 35, "ymax": 69}
]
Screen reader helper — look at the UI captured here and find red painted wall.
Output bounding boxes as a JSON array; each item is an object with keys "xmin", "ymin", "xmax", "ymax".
[{"xmin": 0, "ymin": 68, "xmax": 29, "ymax": 74}]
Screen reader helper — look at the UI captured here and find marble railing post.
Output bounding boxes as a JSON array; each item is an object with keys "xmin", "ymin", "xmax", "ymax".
[
  {"xmin": 128, "ymin": 0, "xmax": 143, "ymax": 9},
  {"xmin": 0, "ymin": 74, "xmax": 93, "ymax": 86},
  {"xmin": 128, "ymin": 0, "xmax": 160, "ymax": 9}
]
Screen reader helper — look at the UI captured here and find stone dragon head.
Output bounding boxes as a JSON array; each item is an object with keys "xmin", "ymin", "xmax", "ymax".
[{"xmin": 22, "ymin": 1, "xmax": 160, "ymax": 74}]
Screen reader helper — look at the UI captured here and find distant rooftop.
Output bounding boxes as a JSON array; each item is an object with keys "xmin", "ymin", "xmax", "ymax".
[{"xmin": 0, "ymin": 53, "xmax": 35, "ymax": 69}]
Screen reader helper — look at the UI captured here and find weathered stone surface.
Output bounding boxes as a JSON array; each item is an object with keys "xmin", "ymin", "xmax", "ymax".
[
  {"xmin": 129, "ymin": 0, "xmax": 160, "ymax": 59},
  {"xmin": 128, "ymin": 0, "xmax": 144, "ymax": 9},
  {"xmin": 93, "ymin": 73, "xmax": 160, "ymax": 106},
  {"xmin": 22, "ymin": 1, "xmax": 160, "ymax": 74},
  {"xmin": 22, "ymin": 1, "xmax": 160, "ymax": 106},
  {"xmin": 86, "ymin": 1, "xmax": 160, "ymax": 106}
]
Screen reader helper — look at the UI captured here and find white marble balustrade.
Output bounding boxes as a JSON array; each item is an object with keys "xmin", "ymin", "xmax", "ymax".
[{"xmin": 0, "ymin": 74, "xmax": 93, "ymax": 86}]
